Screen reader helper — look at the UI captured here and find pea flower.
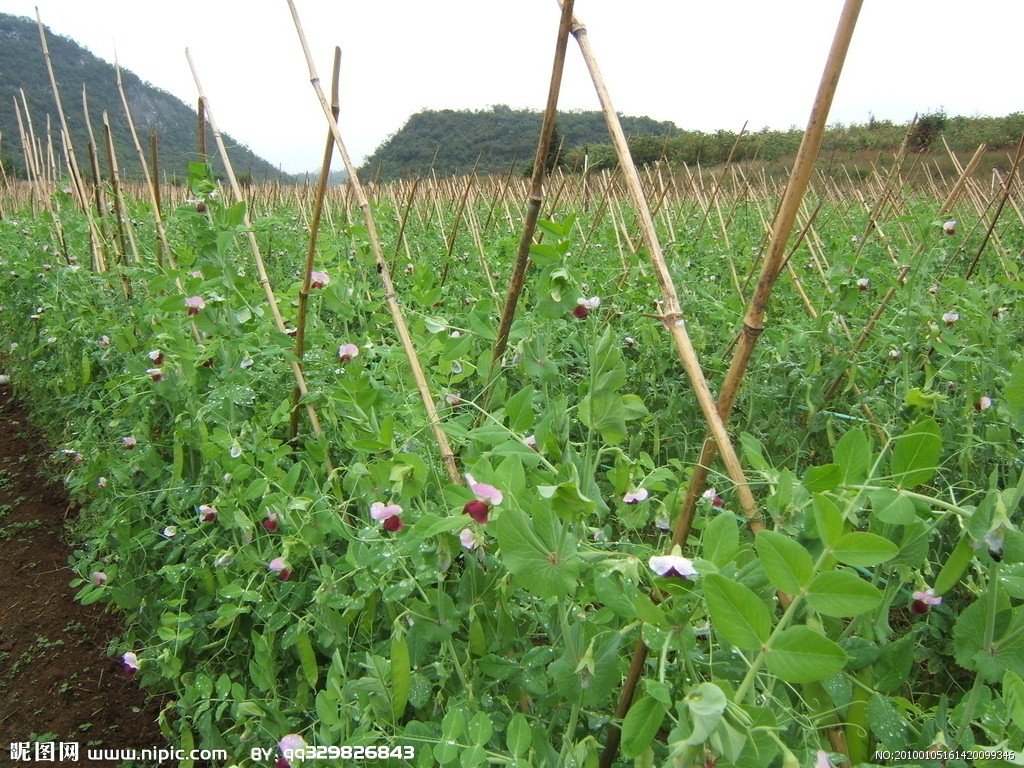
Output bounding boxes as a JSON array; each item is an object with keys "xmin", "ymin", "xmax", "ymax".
[
  {"xmin": 122, "ymin": 436, "xmax": 137, "ymax": 450},
  {"xmin": 459, "ymin": 528, "xmax": 479, "ymax": 550},
  {"xmin": 974, "ymin": 396, "xmax": 992, "ymax": 411},
  {"xmin": 889, "ymin": 349, "xmax": 902, "ymax": 361},
  {"xmin": 147, "ymin": 368, "xmax": 163, "ymax": 382},
  {"xmin": 148, "ymin": 349, "xmax": 164, "ymax": 365},
  {"xmin": 370, "ymin": 501, "xmax": 404, "ymax": 532},
  {"xmin": 185, "ymin": 296, "xmax": 206, "ymax": 316},
  {"xmin": 461, "ymin": 474, "xmax": 503, "ymax": 525},
  {"xmin": 198, "ymin": 505, "xmax": 218, "ymax": 522},
  {"xmin": 816, "ymin": 751, "xmax": 833, "ymax": 768},
  {"xmin": 97, "ymin": 477, "xmax": 107, "ymax": 489},
  {"xmin": 122, "ymin": 651, "xmax": 140, "ymax": 675},
  {"xmin": 268, "ymin": 557, "xmax": 292, "ymax": 581},
  {"xmin": 98, "ymin": 335, "xmax": 110, "ymax": 347},
  {"xmin": 943, "ymin": 220, "xmax": 957, "ymax": 235},
  {"xmin": 942, "ymin": 312, "xmax": 959, "ymax": 326},
  {"xmin": 162, "ymin": 525, "xmax": 177, "ymax": 538},
  {"xmin": 262, "ymin": 513, "xmax": 279, "ymax": 532},
  {"xmin": 623, "ymin": 488, "xmax": 649, "ymax": 504},
  {"xmin": 857, "ymin": 278, "xmax": 870, "ymax": 291},
  {"xmin": 910, "ymin": 588, "xmax": 942, "ymax": 614},
  {"xmin": 309, "ymin": 271, "xmax": 329, "ymax": 289},
  {"xmin": 91, "ymin": 571, "xmax": 107, "ymax": 585},
  {"xmin": 338, "ymin": 343, "xmax": 359, "ymax": 363},
  {"xmin": 649, "ymin": 554, "xmax": 698, "ymax": 580},
  {"xmin": 702, "ymin": 488, "xmax": 724, "ymax": 508},
  {"xmin": 573, "ymin": 296, "xmax": 601, "ymax": 319},
  {"xmin": 445, "ymin": 392, "xmax": 463, "ymax": 406},
  {"xmin": 277, "ymin": 733, "xmax": 307, "ymax": 768}
]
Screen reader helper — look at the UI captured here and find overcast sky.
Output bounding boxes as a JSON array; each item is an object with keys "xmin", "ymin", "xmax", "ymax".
[{"xmin": 2, "ymin": 1, "xmax": 1021, "ymax": 175}]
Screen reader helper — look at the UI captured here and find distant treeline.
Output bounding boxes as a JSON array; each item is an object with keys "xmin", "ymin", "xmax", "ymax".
[{"xmin": 362, "ymin": 106, "xmax": 1024, "ymax": 181}]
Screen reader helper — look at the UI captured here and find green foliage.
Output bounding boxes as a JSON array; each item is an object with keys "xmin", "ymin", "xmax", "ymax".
[{"xmin": 0, "ymin": 157, "xmax": 1022, "ymax": 768}]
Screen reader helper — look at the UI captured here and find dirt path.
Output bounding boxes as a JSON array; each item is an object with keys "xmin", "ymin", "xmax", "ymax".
[{"xmin": 0, "ymin": 383, "xmax": 168, "ymax": 767}]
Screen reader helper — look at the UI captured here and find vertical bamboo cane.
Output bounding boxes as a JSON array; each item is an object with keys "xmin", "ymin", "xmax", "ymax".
[
  {"xmin": 283, "ymin": 3, "xmax": 460, "ymax": 484},
  {"xmin": 290, "ymin": 47, "xmax": 341, "ymax": 444}
]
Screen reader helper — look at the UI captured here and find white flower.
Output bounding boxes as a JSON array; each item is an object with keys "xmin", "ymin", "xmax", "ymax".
[{"xmin": 649, "ymin": 554, "xmax": 698, "ymax": 580}]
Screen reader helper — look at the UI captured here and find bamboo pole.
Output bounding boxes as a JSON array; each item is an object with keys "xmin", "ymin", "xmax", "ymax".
[
  {"xmin": 290, "ymin": 46, "xmax": 341, "ymax": 445},
  {"xmin": 185, "ymin": 48, "xmax": 330, "ymax": 461},
  {"xmin": 284, "ymin": 2, "xmax": 460, "ymax": 485},
  {"xmin": 578, "ymin": 1, "xmax": 864, "ymax": 764},
  {"xmin": 489, "ymin": 0, "xmax": 576, "ymax": 371},
  {"xmin": 964, "ymin": 131, "xmax": 1024, "ymax": 279}
]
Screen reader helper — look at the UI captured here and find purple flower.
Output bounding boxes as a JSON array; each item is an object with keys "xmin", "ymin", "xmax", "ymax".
[
  {"xmin": 910, "ymin": 588, "xmax": 942, "ymax": 614},
  {"xmin": 649, "ymin": 554, "xmax": 698, "ymax": 580},
  {"xmin": 623, "ymin": 488, "xmax": 649, "ymax": 504},
  {"xmin": 338, "ymin": 343, "xmax": 359, "ymax": 363},
  {"xmin": 942, "ymin": 311, "xmax": 959, "ymax": 326},
  {"xmin": 122, "ymin": 436, "xmax": 137, "ymax": 450},
  {"xmin": 466, "ymin": 474, "xmax": 503, "ymax": 506},
  {"xmin": 309, "ymin": 271, "xmax": 329, "ymax": 289},
  {"xmin": 198, "ymin": 505, "xmax": 218, "ymax": 522},
  {"xmin": 91, "ymin": 571, "xmax": 107, "ymax": 585},
  {"xmin": 122, "ymin": 651, "xmax": 140, "ymax": 675},
  {"xmin": 943, "ymin": 220, "xmax": 957, "ymax": 236},
  {"xmin": 268, "ymin": 557, "xmax": 292, "ymax": 581},
  {"xmin": 370, "ymin": 501, "xmax": 404, "ymax": 532},
  {"xmin": 459, "ymin": 528, "xmax": 479, "ymax": 550}
]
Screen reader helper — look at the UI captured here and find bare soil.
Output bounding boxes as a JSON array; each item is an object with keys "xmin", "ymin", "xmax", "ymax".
[{"xmin": 0, "ymin": 383, "xmax": 169, "ymax": 767}]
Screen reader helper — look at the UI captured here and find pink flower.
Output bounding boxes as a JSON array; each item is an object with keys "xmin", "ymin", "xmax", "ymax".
[
  {"xmin": 816, "ymin": 751, "xmax": 833, "ymax": 768},
  {"xmin": 943, "ymin": 220, "xmax": 957, "ymax": 236},
  {"xmin": 98, "ymin": 335, "xmax": 110, "ymax": 347},
  {"xmin": 446, "ymin": 393, "xmax": 463, "ymax": 406},
  {"xmin": 942, "ymin": 312, "xmax": 959, "ymax": 326},
  {"xmin": 198, "ymin": 505, "xmax": 218, "ymax": 522},
  {"xmin": 91, "ymin": 571, "xmax": 107, "ymax": 585},
  {"xmin": 370, "ymin": 502, "xmax": 402, "ymax": 521},
  {"xmin": 383, "ymin": 516, "xmax": 404, "ymax": 532},
  {"xmin": 459, "ymin": 528, "xmax": 478, "ymax": 550},
  {"xmin": 466, "ymin": 474, "xmax": 503, "ymax": 506},
  {"xmin": 277, "ymin": 734, "xmax": 307, "ymax": 768},
  {"xmin": 268, "ymin": 557, "xmax": 292, "ymax": 581},
  {"xmin": 649, "ymin": 555, "xmax": 698, "ymax": 580},
  {"xmin": 702, "ymin": 488, "xmax": 724, "ymax": 508},
  {"xmin": 573, "ymin": 296, "xmax": 600, "ymax": 318},
  {"xmin": 147, "ymin": 368, "xmax": 163, "ymax": 382},
  {"xmin": 309, "ymin": 271, "xmax": 329, "ymax": 289},
  {"xmin": 185, "ymin": 296, "xmax": 206, "ymax": 316},
  {"xmin": 975, "ymin": 396, "xmax": 992, "ymax": 411},
  {"xmin": 262, "ymin": 513, "xmax": 279, "ymax": 533},
  {"xmin": 889, "ymin": 349, "xmax": 902, "ymax": 361},
  {"xmin": 122, "ymin": 436, "xmax": 137, "ymax": 450},
  {"xmin": 910, "ymin": 588, "xmax": 942, "ymax": 614},
  {"xmin": 623, "ymin": 488, "xmax": 649, "ymax": 504},
  {"xmin": 338, "ymin": 343, "xmax": 359, "ymax": 362}
]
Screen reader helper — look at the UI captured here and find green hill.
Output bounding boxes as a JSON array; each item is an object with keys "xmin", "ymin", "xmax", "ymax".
[
  {"xmin": 361, "ymin": 105, "xmax": 678, "ymax": 181},
  {"xmin": 0, "ymin": 12, "xmax": 288, "ymax": 184}
]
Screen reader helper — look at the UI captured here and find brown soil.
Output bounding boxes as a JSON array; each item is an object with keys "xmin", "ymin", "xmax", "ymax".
[{"xmin": 0, "ymin": 383, "xmax": 169, "ymax": 767}]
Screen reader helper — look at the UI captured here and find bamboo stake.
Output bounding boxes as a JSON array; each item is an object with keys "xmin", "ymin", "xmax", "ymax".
[
  {"xmin": 964, "ymin": 130, "xmax": 1024, "ymax": 280},
  {"xmin": 290, "ymin": 46, "xmax": 341, "ymax": 444},
  {"xmin": 581, "ymin": 2, "xmax": 863, "ymax": 764},
  {"xmin": 185, "ymin": 48, "xmax": 330, "ymax": 461},
  {"xmin": 488, "ymin": 0, "xmax": 575, "ymax": 371},
  {"xmin": 284, "ymin": 2, "xmax": 460, "ymax": 484}
]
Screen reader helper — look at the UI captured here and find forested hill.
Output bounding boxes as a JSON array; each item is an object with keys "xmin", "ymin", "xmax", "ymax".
[
  {"xmin": 0, "ymin": 12, "xmax": 287, "ymax": 183},
  {"xmin": 361, "ymin": 105, "xmax": 677, "ymax": 181}
]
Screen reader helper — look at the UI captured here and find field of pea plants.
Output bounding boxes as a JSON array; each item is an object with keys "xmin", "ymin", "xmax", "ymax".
[{"xmin": 1, "ymin": 139, "xmax": 1022, "ymax": 768}]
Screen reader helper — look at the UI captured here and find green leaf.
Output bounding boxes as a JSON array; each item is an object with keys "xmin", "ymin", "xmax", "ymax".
[
  {"xmin": 806, "ymin": 570, "xmax": 883, "ymax": 616},
  {"xmin": 804, "ymin": 463, "xmax": 843, "ymax": 493},
  {"xmin": 866, "ymin": 693, "xmax": 908, "ymax": 750},
  {"xmin": 831, "ymin": 532, "xmax": 898, "ymax": 567},
  {"xmin": 621, "ymin": 696, "xmax": 667, "ymax": 759},
  {"xmin": 1003, "ymin": 671, "xmax": 1024, "ymax": 731},
  {"xmin": 765, "ymin": 626, "xmax": 848, "ymax": 683},
  {"xmin": 467, "ymin": 711, "xmax": 493, "ymax": 747},
  {"xmin": 874, "ymin": 635, "xmax": 915, "ymax": 693},
  {"xmin": 1005, "ymin": 358, "xmax": 1024, "ymax": 431},
  {"xmin": 702, "ymin": 512, "xmax": 740, "ymax": 567},
  {"xmin": 834, "ymin": 428, "xmax": 871, "ymax": 484},
  {"xmin": 296, "ymin": 625, "xmax": 319, "ymax": 688},
  {"xmin": 704, "ymin": 574, "xmax": 772, "ymax": 650},
  {"xmin": 506, "ymin": 713, "xmax": 532, "ymax": 757},
  {"xmin": 889, "ymin": 417, "xmax": 941, "ymax": 488},
  {"xmin": 493, "ymin": 506, "xmax": 582, "ymax": 599},
  {"xmin": 812, "ymin": 493, "xmax": 844, "ymax": 547},
  {"xmin": 504, "ymin": 384, "xmax": 535, "ymax": 432},
  {"xmin": 578, "ymin": 389, "xmax": 627, "ymax": 444},
  {"xmin": 756, "ymin": 530, "xmax": 815, "ymax": 594},
  {"xmin": 868, "ymin": 488, "xmax": 917, "ymax": 525}
]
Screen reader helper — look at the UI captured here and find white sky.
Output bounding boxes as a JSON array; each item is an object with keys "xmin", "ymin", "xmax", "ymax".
[{"xmin": 2, "ymin": 1, "xmax": 1021, "ymax": 175}]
